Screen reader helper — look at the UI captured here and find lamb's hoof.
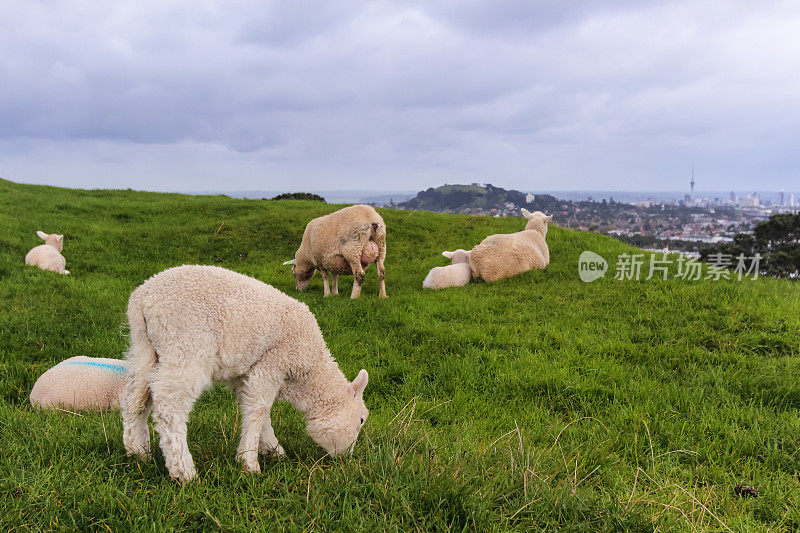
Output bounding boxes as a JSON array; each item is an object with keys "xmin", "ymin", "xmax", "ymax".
[
  {"xmin": 241, "ymin": 460, "xmax": 261, "ymax": 474},
  {"xmin": 170, "ymin": 465, "xmax": 197, "ymax": 484},
  {"xmin": 126, "ymin": 449, "xmax": 151, "ymax": 462},
  {"xmin": 63, "ymin": 270, "xmax": 70, "ymax": 275},
  {"xmin": 261, "ymin": 444, "xmax": 285, "ymax": 457}
]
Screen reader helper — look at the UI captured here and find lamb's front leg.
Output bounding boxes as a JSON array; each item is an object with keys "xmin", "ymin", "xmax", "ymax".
[
  {"xmin": 236, "ymin": 374, "xmax": 282, "ymax": 474},
  {"xmin": 321, "ymin": 269, "xmax": 331, "ymax": 296},
  {"xmin": 331, "ymin": 273, "xmax": 339, "ymax": 296},
  {"xmin": 259, "ymin": 417, "xmax": 285, "ymax": 457}
]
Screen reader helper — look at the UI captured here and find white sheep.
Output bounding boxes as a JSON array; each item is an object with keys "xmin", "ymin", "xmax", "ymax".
[
  {"xmin": 469, "ymin": 209, "xmax": 552, "ymax": 282},
  {"xmin": 283, "ymin": 205, "xmax": 387, "ymax": 298},
  {"xmin": 121, "ymin": 265, "xmax": 370, "ymax": 484},
  {"xmin": 30, "ymin": 356, "xmax": 127, "ymax": 410},
  {"xmin": 25, "ymin": 231, "xmax": 69, "ymax": 274},
  {"xmin": 422, "ymin": 249, "xmax": 472, "ymax": 289}
]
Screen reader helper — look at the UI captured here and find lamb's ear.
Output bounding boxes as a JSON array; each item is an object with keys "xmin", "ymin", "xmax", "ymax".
[
  {"xmin": 442, "ymin": 251, "xmax": 454, "ymax": 259},
  {"xmin": 351, "ymin": 369, "xmax": 369, "ymax": 398},
  {"xmin": 282, "ymin": 259, "xmax": 295, "ymax": 266},
  {"xmin": 546, "ymin": 215, "xmax": 553, "ymax": 222},
  {"xmin": 36, "ymin": 231, "xmax": 48, "ymax": 240},
  {"xmin": 520, "ymin": 208, "xmax": 533, "ymax": 219},
  {"xmin": 56, "ymin": 234, "xmax": 63, "ymax": 242}
]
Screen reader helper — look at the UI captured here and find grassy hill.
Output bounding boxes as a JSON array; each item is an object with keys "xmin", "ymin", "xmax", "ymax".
[{"xmin": 0, "ymin": 177, "xmax": 798, "ymax": 530}]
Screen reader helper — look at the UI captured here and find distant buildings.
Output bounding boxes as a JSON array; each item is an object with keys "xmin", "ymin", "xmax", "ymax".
[
  {"xmin": 778, "ymin": 190, "xmax": 785, "ymax": 206},
  {"xmin": 739, "ymin": 193, "xmax": 760, "ymax": 208}
]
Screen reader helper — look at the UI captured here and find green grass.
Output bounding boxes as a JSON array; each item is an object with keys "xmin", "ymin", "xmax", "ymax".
[{"xmin": 1, "ymin": 177, "xmax": 798, "ymax": 531}]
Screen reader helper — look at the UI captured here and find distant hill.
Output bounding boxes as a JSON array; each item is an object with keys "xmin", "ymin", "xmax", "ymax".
[{"xmin": 399, "ymin": 183, "xmax": 560, "ymax": 215}]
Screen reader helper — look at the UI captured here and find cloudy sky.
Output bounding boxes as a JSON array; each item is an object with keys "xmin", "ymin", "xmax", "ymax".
[{"xmin": 2, "ymin": 1, "xmax": 799, "ymax": 193}]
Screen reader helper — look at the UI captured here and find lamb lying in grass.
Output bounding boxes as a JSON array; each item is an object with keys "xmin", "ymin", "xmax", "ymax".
[
  {"xmin": 284, "ymin": 205, "xmax": 387, "ymax": 298},
  {"xmin": 422, "ymin": 249, "xmax": 472, "ymax": 289},
  {"xmin": 469, "ymin": 209, "xmax": 552, "ymax": 282},
  {"xmin": 25, "ymin": 231, "xmax": 69, "ymax": 274},
  {"xmin": 30, "ymin": 356, "xmax": 126, "ymax": 410},
  {"xmin": 121, "ymin": 265, "xmax": 370, "ymax": 483}
]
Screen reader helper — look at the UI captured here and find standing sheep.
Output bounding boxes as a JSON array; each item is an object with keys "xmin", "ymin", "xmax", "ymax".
[
  {"xmin": 283, "ymin": 205, "xmax": 387, "ymax": 298},
  {"xmin": 469, "ymin": 209, "xmax": 552, "ymax": 282},
  {"xmin": 121, "ymin": 265, "xmax": 370, "ymax": 484},
  {"xmin": 25, "ymin": 231, "xmax": 69, "ymax": 274},
  {"xmin": 422, "ymin": 249, "xmax": 472, "ymax": 289},
  {"xmin": 30, "ymin": 356, "xmax": 127, "ymax": 410}
]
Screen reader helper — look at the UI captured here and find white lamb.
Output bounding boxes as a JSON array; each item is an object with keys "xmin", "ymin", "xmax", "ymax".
[
  {"xmin": 121, "ymin": 265, "xmax": 370, "ymax": 484},
  {"xmin": 30, "ymin": 356, "xmax": 127, "ymax": 410},
  {"xmin": 283, "ymin": 205, "xmax": 387, "ymax": 298},
  {"xmin": 25, "ymin": 231, "xmax": 69, "ymax": 274},
  {"xmin": 469, "ymin": 209, "xmax": 552, "ymax": 282},
  {"xmin": 422, "ymin": 249, "xmax": 472, "ymax": 289}
]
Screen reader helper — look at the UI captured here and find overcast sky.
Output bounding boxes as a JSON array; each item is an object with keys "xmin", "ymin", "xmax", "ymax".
[{"xmin": 2, "ymin": 1, "xmax": 799, "ymax": 193}]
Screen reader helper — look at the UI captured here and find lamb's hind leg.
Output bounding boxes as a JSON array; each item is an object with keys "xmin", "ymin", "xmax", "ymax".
[
  {"xmin": 377, "ymin": 239, "xmax": 387, "ymax": 298},
  {"xmin": 237, "ymin": 371, "xmax": 283, "ymax": 473},
  {"xmin": 376, "ymin": 258, "xmax": 387, "ymax": 298},
  {"xmin": 349, "ymin": 260, "xmax": 365, "ymax": 299},
  {"xmin": 149, "ymin": 364, "xmax": 209, "ymax": 484}
]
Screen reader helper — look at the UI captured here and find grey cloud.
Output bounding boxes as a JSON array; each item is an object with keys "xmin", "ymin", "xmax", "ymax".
[{"xmin": 1, "ymin": 0, "xmax": 799, "ymax": 191}]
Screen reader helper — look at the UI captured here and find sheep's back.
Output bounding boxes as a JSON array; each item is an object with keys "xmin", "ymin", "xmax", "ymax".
[
  {"xmin": 303, "ymin": 205, "xmax": 385, "ymax": 270},
  {"xmin": 129, "ymin": 265, "xmax": 324, "ymax": 374}
]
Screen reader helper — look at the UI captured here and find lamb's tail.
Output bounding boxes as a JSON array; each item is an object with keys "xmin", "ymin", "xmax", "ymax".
[{"xmin": 121, "ymin": 295, "xmax": 156, "ymax": 457}]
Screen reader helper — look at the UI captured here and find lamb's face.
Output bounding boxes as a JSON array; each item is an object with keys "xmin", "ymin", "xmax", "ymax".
[
  {"xmin": 442, "ymin": 249, "xmax": 470, "ymax": 265},
  {"xmin": 306, "ymin": 369, "xmax": 369, "ymax": 456},
  {"xmin": 306, "ymin": 397, "xmax": 369, "ymax": 456}
]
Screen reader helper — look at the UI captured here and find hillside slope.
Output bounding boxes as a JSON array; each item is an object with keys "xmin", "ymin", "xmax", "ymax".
[{"xmin": 1, "ymin": 178, "xmax": 798, "ymax": 530}]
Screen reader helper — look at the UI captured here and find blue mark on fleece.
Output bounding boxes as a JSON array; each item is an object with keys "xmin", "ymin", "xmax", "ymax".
[{"xmin": 58, "ymin": 361, "xmax": 127, "ymax": 373}]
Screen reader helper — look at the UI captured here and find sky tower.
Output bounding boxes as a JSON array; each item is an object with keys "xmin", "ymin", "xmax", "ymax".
[{"xmin": 690, "ymin": 167, "xmax": 695, "ymax": 201}]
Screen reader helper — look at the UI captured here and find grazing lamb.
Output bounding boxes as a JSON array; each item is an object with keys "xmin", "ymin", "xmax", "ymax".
[
  {"xmin": 30, "ymin": 356, "xmax": 126, "ymax": 410},
  {"xmin": 121, "ymin": 265, "xmax": 370, "ymax": 483},
  {"xmin": 422, "ymin": 249, "xmax": 472, "ymax": 289},
  {"xmin": 469, "ymin": 209, "xmax": 552, "ymax": 282},
  {"xmin": 283, "ymin": 205, "xmax": 387, "ymax": 298},
  {"xmin": 25, "ymin": 231, "xmax": 69, "ymax": 274}
]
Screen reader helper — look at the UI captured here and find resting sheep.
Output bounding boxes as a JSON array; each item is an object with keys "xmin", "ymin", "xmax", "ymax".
[
  {"xmin": 422, "ymin": 249, "xmax": 472, "ymax": 289},
  {"xmin": 30, "ymin": 356, "xmax": 126, "ymax": 410},
  {"xmin": 284, "ymin": 205, "xmax": 387, "ymax": 298},
  {"xmin": 469, "ymin": 209, "xmax": 552, "ymax": 282},
  {"xmin": 121, "ymin": 265, "xmax": 370, "ymax": 483},
  {"xmin": 25, "ymin": 231, "xmax": 69, "ymax": 274}
]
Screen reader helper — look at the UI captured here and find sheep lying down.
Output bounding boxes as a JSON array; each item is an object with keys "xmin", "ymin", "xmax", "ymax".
[
  {"xmin": 25, "ymin": 230, "xmax": 69, "ymax": 275},
  {"xmin": 30, "ymin": 356, "xmax": 127, "ymax": 410},
  {"xmin": 423, "ymin": 249, "xmax": 472, "ymax": 289}
]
